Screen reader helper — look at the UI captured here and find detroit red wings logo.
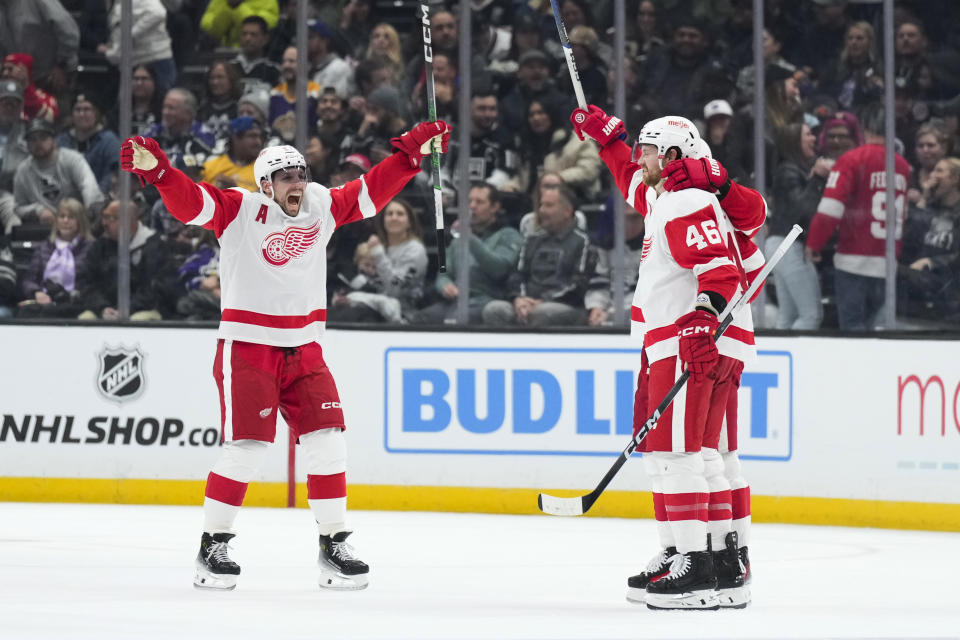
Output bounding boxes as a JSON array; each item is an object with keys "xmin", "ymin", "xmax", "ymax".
[
  {"xmin": 261, "ymin": 221, "xmax": 321, "ymax": 267},
  {"xmin": 641, "ymin": 237, "xmax": 653, "ymax": 263}
]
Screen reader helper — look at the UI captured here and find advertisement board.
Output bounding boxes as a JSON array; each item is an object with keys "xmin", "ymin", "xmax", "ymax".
[{"xmin": 1, "ymin": 325, "xmax": 958, "ymax": 529}]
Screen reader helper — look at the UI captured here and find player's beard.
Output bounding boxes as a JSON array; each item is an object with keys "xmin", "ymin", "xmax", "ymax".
[{"xmin": 642, "ymin": 164, "xmax": 662, "ymax": 188}]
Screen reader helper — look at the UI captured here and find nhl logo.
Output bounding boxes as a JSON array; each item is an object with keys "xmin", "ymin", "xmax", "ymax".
[{"xmin": 96, "ymin": 345, "xmax": 146, "ymax": 402}]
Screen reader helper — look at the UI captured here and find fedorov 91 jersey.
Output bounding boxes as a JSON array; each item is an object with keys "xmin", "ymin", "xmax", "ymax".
[{"xmin": 154, "ymin": 152, "xmax": 419, "ymax": 347}]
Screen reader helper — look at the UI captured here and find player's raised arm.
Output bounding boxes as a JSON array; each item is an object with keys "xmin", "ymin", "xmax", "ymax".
[
  {"xmin": 120, "ymin": 136, "xmax": 242, "ymax": 236},
  {"xmin": 569, "ymin": 105, "xmax": 644, "ymax": 204},
  {"xmin": 328, "ymin": 120, "xmax": 451, "ymax": 228}
]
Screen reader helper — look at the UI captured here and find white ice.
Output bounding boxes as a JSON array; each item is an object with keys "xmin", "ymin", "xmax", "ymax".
[{"xmin": 1, "ymin": 502, "xmax": 958, "ymax": 639}]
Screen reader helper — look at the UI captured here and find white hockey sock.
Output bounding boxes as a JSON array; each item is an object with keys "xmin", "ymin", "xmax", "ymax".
[{"xmin": 301, "ymin": 429, "xmax": 348, "ymax": 535}]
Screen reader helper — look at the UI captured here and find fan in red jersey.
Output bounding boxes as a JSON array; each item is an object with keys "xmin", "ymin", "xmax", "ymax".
[
  {"xmin": 121, "ymin": 120, "xmax": 450, "ymax": 592},
  {"xmin": 572, "ymin": 103, "xmax": 767, "ymax": 610},
  {"xmin": 806, "ymin": 102, "xmax": 911, "ymax": 330}
]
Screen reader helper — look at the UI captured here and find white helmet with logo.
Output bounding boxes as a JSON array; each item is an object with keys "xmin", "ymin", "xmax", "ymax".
[
  {"xmin": 254, "ymin": 145, "xmax": 307, "ymax": 194},
  {"xmin": 695, "ymin": 139, "xmax": 712, "ymax": 159},
  {"xmin": 633, "ymin": 116, "xmax": 701, "ymax": 167}
]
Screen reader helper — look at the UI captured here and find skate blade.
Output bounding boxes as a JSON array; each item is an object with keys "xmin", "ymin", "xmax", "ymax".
[
  {"xmin": 626, "ymin": 587, "xmax": 646, "ymax": 604},
  {"xmin": 717, "ymin": 585, "xmax": 751, "ymax": 609},
  {"xmin": 318, "ymin": 560, "xmax": 369, "ymax": 591},
  {"xmin": 645, "ymin": 588, "xmax": 719, "ymax": 610},
  {"xmin": 193, "ymin": 568, "xmax": 238, "ymax": 591}
]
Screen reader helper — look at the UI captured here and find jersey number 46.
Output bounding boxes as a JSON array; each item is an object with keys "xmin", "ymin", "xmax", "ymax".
[{"xmin": 686, "ymin": 220, "xmax": 723, "ymax": 250}]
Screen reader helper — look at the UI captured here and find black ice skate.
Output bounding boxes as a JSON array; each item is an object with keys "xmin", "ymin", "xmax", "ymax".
[
  {"xmin": 318, "ymin": 531, "xmax": 369, "ymax": 590},
  {"xmin": 739, "ymin": 545, "xmax": 751, "ymax": 584},
  {"xmin": 626, "ymin": 546, "xmax": 677, "ymax": 604},
  {"xmin": 644, "ymin": 550, "xmax": 719, "ymax": 610},
  {"xmin": 714, "ymin": 531, "xmax": 749, "ymax": 608},
  {"xmin": 194, "ymin": 532, "xmax": 241, "ymax": 590}
]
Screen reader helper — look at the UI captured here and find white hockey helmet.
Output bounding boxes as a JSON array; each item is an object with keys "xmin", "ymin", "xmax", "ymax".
[
  {"xmin": 254, "ymin": 145, "xmax": 308, "ymax": 194},
  {"xmin": 695, "ymin": 139, "xmax": 713, "ymax": 159},
  {"xmin": 632, "ymin": 116, "xmax": 701, "ymax": 167}
]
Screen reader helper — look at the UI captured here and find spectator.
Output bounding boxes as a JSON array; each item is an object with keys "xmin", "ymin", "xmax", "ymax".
[
  {"xmin": 701, "ymin": 99, "xmax": 749, "ymax": 185},
  {"xmin": 330, "ymin": 153, "xmax": 371, "ymax": 188},
  {"xmin": 308, "ymin": 20, "xmax": 353, "ymax": 99},
  {"xmin": 315, "ymin": 88, "xmax": 352, "ymax": 168},
  {"xmin": 517, "ymin": 172, "xmax": 589, "ymax": 236},
  {"xmin": 819, "ymin": 21, "xmax": 884, "ymax": 111},
  {"xmin": 817, "ymin": 111, "xmax": 862, "ymax": 160},
  {"xmin": 583, "ymin": 202, "xmax": 645, "ymax": 326},
  {"xmin": 563, "ymin": 26, "xmax": 607, "ymax": 107},
  {"xmin": 735, "ymin": 28, "xmax": 796, "ymax": 108},
  {"xmin": 899, "ymin": 156, "xmax": 960, "ymax": 320},
  {"xmin": 269, "ymin": 47, "xmax": 320, "ymax": 143},
  {"xmin": 332, "ymin": 198, "xmax": 427, "ymax": 323},
  {"xmin": 1, "ymin": 54, "xmax": 58, "ymax": 122},
  {"xmin": 413, "ymin": 182, "xmax": 523, "ymax": 325},
  {"xmin": 620, "ymin": 0, "xmax": 665, "ymax": 67},
  {"xmin": 144, "ymin": 88, "xmax": 216, "ymax": 178},
  {"xmin": 364, "ymin": 23, "xmax": 404, "ymax": 86},
  {"xmin": 893, "ymin": 19, "xmax": 958, "ymax": 101},
  {"xmin": 17, "ymin": 197, "xmax": 91, "ymax": 318},
  {"xmin": 496, "ymin": 14, "xmax": 543, "ymax": 79},
  {"xmin": 508, "ymin": 99, "xmax": 602, "ymax": 200},
  {"xmin": 908, "ymin": 122, "xmax": 949, "ymax": 204},
  {"xmin": 57, "ymin": 93, "xmax": 120, "ymax": 195},
  {"xmin": 640, "ymin": 18, "xmax": 717, "ymax": 120},
  {"xmin": 201, "ymin": 0, "xmax": 279, "ymax": 49},
  {"xmin": 338, "ymin": 0, "xmax": 375, "ymax": 60},
  {"xmin": 403, "ymin": 10, "xmax": 458, "ymax": 99},
  {"xmin": 265, "ymin": 0, "xmax": 296, "ymax": 63},
  {"xmin": 806, "ymin": 103, "xmax": 911, "ymax": 331},
  {"xmin": 237, "ymin": 85, "xmax": 270, "ymax": 127},
  {"xmin": 14, "ymin": 118, "xmax": 105, "ymax": 226},
  {"xmin": 76, "ymin": 199, "xmax": 171, "ymax": 321},
  {"xmin": 483, "ymin": 184, "xmax": 597, "ymax": 326},
  {"xmin": 110, "ymin": 64, "xmax": 163, "ymax": 135},
  {"xmin": 410, "ymin": 52, "xmax": 456, "ymax": 124},
  {"xmin": 443, "ymin": 89, "xmax": 518, "ymax": 192},
  {"xmin": 175, "ymin": 230, "xmax": 221, "ymax": 321},
  {"xmin": 764, "ymin": 64, "xmax": 803, "ymax": 132},
  {"xmin": 231, "ymin": 15, "xmax": 280, "ymax": 88},
  {"xmin": 198, "ymin": 61, "xmax": 242, "ymax": 143},
  {"xmin": 792, "ymin": 0, "xmax": 849, "ymax": 81},
  {"xmin": 500, "ymin": 48, "xmax": 570, "ymax": 133},
  {"xmin": 770, "ymin": 122, "xmax": 830, "ymax": 329},
  {"xmin": 304, "ymin": 133, "xmax": 337, "ymax": 186},
  {"xmin": 0, "ymin": 233, "xmax": 15, "ymax": 317},
  {"xmin": 201, "ymin": 117, "xmax": 265, "ymax": 192},
  {"xmin": 98, "ymin": 0, "xmax": 177, "ymax": 96},
  {"xmin": 0, "ymin": 80, "xmax": 28, "ymax": 192},
  {"xmin": 353, "ymin": 85, "xmax": 407, "ymax": 165},
  {"xmin": 0, "ymin": 0, "xmax": 78, "ymax": 95}
]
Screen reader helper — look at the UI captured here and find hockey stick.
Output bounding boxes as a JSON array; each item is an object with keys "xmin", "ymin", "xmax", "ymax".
[
  {"xmin": 538, "ymin": 224, "xmax": 802, "ymax": 516},
  {"xmin": 419, "ymin": 2, "xmax": 446, "ymax": 272},
  {"xmin": 549, "ymin": 0, "xmax": 587, "ymax": 109}
]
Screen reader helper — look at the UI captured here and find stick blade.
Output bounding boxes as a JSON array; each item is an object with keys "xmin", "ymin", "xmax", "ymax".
[{"xmin": 538, "ymin": 492, "xmax": 586, "ymax": 516}]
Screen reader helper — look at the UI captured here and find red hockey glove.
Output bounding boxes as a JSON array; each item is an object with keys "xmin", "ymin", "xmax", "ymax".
[
  {"xmin": 676, "ymin": 310, "xmax": 719, "ymax": 376},
  {"xmin": 120, "ymin": 136, "xmax": 171, "ymax": 185},
  {"xmin": 662, "ymin": 157, "xmax": 729, "ymax": 195},
  {"xmin": 631, "ymin": 349, "xmax": 650, "ymax": 438},
  {"xmin": 391, "ymin": 120, "xmax": 451, "ymax": 168},
  {"xmin": 570, "ymin": 104, "xmax": 626, "ymax": 147}
]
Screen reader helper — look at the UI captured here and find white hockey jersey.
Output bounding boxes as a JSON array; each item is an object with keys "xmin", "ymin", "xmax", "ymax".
[
  {"xmin": 629, "ymin": 186, "xmax": 756, "ymax": 364},
  {"xmin": 155, "ymin": 152, "xmax": 419, "ymax": 346}
]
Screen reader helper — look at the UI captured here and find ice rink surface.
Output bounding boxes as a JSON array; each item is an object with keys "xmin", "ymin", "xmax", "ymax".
[{"xmin": 1, "ymin": 502, "xmax": 958, "ymax": 640}]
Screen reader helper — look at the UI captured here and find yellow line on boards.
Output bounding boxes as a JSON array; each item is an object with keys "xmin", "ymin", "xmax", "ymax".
[{"xmin": 1, "ymin": 478, "xmax": 957, "ymax": 532}]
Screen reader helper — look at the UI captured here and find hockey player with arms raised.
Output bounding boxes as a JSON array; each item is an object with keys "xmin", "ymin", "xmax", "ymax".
[
  {"xmin": 571, "ymin": 104, "xmax": 765, "ymax": 610},
  {"xmin": 120, "ymin": 119, "xmax": 450, "ymax": 591}
]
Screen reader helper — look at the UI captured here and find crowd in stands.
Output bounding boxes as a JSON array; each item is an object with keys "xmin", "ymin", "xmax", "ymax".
[{"xmin": 1, "ymin": 0, "xmax": 960, "ymax": 331}]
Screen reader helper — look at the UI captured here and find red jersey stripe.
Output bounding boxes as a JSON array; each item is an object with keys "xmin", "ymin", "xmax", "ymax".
[
  {"xmin": 631, "ymin": 305, "xmax": 645, "ymax": 322},
  {"xmin": 221, "ymin": 308, "xmax": 328, "ymax": 329}
]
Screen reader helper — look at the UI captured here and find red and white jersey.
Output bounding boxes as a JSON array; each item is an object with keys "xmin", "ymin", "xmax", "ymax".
[
  {"xmin": 599, "ymin": 141, "xmax": 765, "ymax": 364},
  {"xmin": 155, "ymin": 152, "xmax": 419, "ymax": 346},
  {"xmin": 807, "ymin": 143, "xmax": 911, "ymax": 278}
]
